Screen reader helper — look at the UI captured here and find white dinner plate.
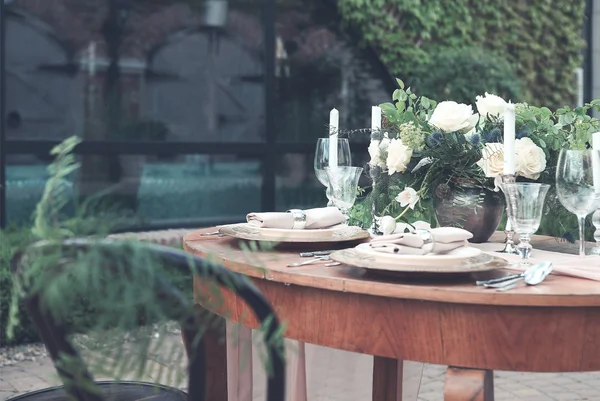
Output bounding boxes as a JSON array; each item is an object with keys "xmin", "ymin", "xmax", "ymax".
[
  {"xmin": 330, "ymin": 243, "xmax": 505, "ymax": 273},
  {"xmin": 218, "ymin": 223, "xmax": 370, "ymax": 243}
]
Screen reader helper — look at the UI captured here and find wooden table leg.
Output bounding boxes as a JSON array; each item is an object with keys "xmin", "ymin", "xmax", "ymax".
[
  {"xmin": 183, "ymin": 309, "xmax": 228, "ymax": 401},
  {"xmin": 373, "ymin": 356, "xmax": 403, "ymax": 401},
  {"xmin": 444, "ymin": 367, "xmax": 494, "ymax": 401}
]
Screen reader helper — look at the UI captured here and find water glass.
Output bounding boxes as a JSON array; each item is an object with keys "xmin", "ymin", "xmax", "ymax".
[
  {"xmin": 314, "ymin": 138, "xmax": 352, "ymax": 206},
  {"xmin": 324, "ymin": 166, "xmax": 363, "ymax": 224},
  {"xmin": 502, "ymin": 183, "xmax": 550, "ymax": 265},
  {"xmin": 556, "ymin": 149, "xmax": 600, "ymax": 256}
]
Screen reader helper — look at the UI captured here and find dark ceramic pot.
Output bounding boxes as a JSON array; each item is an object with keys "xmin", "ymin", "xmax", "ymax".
[{"xmin": 433, "ymin": 181, "xmax": 504, "ymax": 243}]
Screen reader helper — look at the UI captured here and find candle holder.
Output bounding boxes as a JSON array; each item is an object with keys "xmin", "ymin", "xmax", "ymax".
[
  {"xmin": 368, "ymin": 165, "xmax": 385, "ymax": 236},
  {"xmin": 592, "ymin": 209, "xmax": 600, "ymax": 256},
  {"xmin": 497, "ymin": 174, "xmax": 519, "ymax": 254}
]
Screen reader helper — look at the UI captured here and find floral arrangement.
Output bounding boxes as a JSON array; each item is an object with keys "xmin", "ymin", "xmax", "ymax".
[{"xmin": 353, "ymin": 79, "xmax": 600, "ymax": 236}]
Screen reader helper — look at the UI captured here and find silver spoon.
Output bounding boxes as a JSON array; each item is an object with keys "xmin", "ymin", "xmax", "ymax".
[
  {"xmin": 482, "ymin": 262, "xmax": 550, "ymax": 289},
  {"xmin": 497, "ymin": 261, "xmax": 553, "ymax": 292}
]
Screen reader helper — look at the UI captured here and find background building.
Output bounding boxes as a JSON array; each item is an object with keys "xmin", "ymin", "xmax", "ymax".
[
  {"xmin": 0, "ymin": 0, "xmax": 595, "ymax": 231},
  {"xmin": 0, "ymin": 0, "xmax": 390, "ymax": 230}
]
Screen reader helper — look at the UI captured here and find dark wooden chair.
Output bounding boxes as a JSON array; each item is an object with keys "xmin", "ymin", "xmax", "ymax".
[{"xmin": 8, "ymin": 238, "xmax": 285, "ymax": 401}]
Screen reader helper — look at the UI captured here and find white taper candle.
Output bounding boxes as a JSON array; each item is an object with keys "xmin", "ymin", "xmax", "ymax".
[
  {"xmin": 329, "ymin": 108, "xmax": 339, "ymax": 168},
  {"xmin": 592, "ymin": 132, "xmax": 600, "ymax": 192},
  {"xmin": 503, "ymin": 102, "xmax": 516, "ymax": 175},
  {"xmin": 88, "ymin": 42, "xmax": 96, "ymax": 77},
  {"xmin": 371, "ymin": 105, "xmax": 381, "ymax": 132}
]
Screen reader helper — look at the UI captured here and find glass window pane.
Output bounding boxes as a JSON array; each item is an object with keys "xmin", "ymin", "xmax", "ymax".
[
  {"xmin": 6, "ymin": 154, "xmax": 262, "ymax": 228},
  {"xmin": 275, "ymin": 152, "xmax": 369, "ymax": 212},
  {"xmin": 275, "ymin": 1, "xmax": 392, "ymax": 142},
  {"xmin": 276, "ymin": 153, "xmax": 325, "ymax": 211},
  {"xmin": 6, "ymin": 0, "xmax": 265, "ymax": 142}
]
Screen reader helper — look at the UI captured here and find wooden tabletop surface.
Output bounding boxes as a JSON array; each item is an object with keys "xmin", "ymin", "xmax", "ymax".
[{"xmin": 184, "ymin": 228, "xmax": 600, "ymax": 307}]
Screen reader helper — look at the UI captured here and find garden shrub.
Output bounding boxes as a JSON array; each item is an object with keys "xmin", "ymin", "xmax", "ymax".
[
  {"xmin": 338, "ymin": 0, "xmax": 586, "ymax": 108},
  {"xmin": 0, "ymin": 227, "xmax": 39, "ymax": 347},
  {"xmin": 412, "ymin": 46, "xmax": 522, "ymax": 105}
]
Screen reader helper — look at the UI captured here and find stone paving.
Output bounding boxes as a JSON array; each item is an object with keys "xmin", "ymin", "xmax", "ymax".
[{"xmin": 2, "ymin": 333, "xmax": 600, "ymax": 401}]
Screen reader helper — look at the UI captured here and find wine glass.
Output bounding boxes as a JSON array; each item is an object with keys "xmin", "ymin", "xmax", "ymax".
[
  {"xmin": 502, "ymin": 183, "xmax": 550, "ymax": 266},
  {"xmin": 556, "ymin": 149, "xmax": 600, "ymax": 256},
  {"xmin": 314, "ymin": 138, "xmax": 352, "ymax": 206},
  {"xmin": 324, "ymin": 166, "xmax": 363, "ymax": 224}
]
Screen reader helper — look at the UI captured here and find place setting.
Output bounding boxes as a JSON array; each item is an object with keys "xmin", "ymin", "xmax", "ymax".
[
  {"xmin": 216, "ymin": 109, "xmax": 370, "ymax": 249},
  {"xmin": 212, "ymin": 99, "xmax": 600, "ymax": 292}
]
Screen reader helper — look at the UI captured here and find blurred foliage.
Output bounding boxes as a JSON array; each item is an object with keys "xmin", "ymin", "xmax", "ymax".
[
  {"xmin": 412, "ymin": 47, "xmax": 522, "ymax": 104},
  {"xmin": 2, "ymin": 138, "xmax": 145, "ymax": 346},
  {"xmin": 337, "ymin": 0, "xmax": 586, "ymax": 108}
]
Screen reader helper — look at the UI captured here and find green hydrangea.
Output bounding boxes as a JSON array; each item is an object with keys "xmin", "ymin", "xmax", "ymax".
[
  {"xmin": 398, "ymin": 122, "xmax": 425, "ymax": 151},
  {"xmin": 514, "ymin": 102, "xmax": 529, "ymax": 115}
]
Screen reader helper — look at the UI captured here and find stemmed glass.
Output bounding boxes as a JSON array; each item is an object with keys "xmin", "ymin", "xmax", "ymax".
[
  {"xmin": 314, "ymin": 138, "xmax": 352, "ymax": 206},
  {"xmin": 324, "ymin": 166, "xmax": 363, "ymax": 224},
  {"xmin": 556, "ymin": 149, "xmax": 600, "ymax": 256},
  {"xmin": 501, "ymin": 183, "xmax": 550, "ymax": 266}
]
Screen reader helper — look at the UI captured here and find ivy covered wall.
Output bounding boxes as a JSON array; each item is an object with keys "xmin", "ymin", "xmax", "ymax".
[{"xmin": 337, "ymin": 0, "xmax": 587, "ymax": 108}]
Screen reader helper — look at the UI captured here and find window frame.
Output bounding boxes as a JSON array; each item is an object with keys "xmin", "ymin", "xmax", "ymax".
[{"xmin": 0, "ymin": 0, "xmax": 391, "ymax": 230}]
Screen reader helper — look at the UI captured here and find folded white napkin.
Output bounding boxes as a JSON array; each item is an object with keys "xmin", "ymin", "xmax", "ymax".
[
  {"xmin": 475, "ymin": 243, "xmax": 600, "ymax": 281},
  {"xmin": 246, "ymin": 207, "xmax": 345, "ymax": 229},
  {"xmin": 370, "ymin": 227, "xmax": 473, "ymax": 255}
]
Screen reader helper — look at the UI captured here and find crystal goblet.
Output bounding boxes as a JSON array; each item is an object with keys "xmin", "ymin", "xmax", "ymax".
[
  {"xmin": 324, "ymin": 166, "xmax": 363, "ymax": 224},
  {"xmin": 556, "ymin": 149, "xmax": 600, "ymax": 257},
  {"xmin": 502, "ymin": 183, "xmax": 550, "ymax": 266},
  {"xmin": 314, "ymin": 138, "xmax": 352, "ymax": 206}
]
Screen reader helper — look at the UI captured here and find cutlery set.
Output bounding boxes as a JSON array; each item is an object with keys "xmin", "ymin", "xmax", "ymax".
[
  {"xmin": 475, "ymin": 261, "xmax": 553, "ymax": 291},
  {"xmin": 287, "ymin": 250, "xmax": 340, "ymax": 267}
]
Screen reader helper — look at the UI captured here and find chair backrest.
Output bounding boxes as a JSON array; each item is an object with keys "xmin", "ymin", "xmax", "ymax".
[{"xmin": 13, "ymin": 238, "xmax": 285, "ymax": 401}]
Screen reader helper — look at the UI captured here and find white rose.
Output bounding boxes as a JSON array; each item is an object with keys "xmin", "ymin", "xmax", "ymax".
[
  {"xmin": 428, "ymin": 101, "xmax": 477, "ymax": 133},
  {"xmin": 368, "ymin": 140, "xmax": 383, "ymax": 168},
  {"xmin": 368, "ymin": 138, "xmax": 390, "ymax": 168},
  {"xmin": 395, "ymin": 187, "xmax": 419, "ymax": 209},
  {"xmin": 379, "ymin": 215, "xmax": 397, "ymax": 236},
  {"xmin": 396, "ymin": 220, "xmax": 431, "ymax": 233},
  {"xmin": 386, "ymin": 138, "xmax": 413, "ymax": 175},
  {"xmin": 380, "ymin": 136, "xmax": 391, "ymax": 150},
  {"xmin": 412, "ymin": 220, "xmax": 431, "ymax": 231},
  {"xmin": 475, "ymin": 92, "xmax": 507, "ymax": 118},
  {"xmin": 516, "ymin": 137, "xmax": 546, "ymax": 180},
  {"xmin": 476, "ymin": 142, "xmax": 504, "ymax": 177}
]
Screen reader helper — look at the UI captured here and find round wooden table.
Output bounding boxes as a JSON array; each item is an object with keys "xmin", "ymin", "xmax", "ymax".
[{"xmin": 184, "ymin": 229, "xmax": 600, "ymax": 401}]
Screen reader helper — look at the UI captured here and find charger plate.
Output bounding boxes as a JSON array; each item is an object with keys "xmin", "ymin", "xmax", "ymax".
[
  {"xmin": 218, "ymin": 223, "xmax": 370, "ymax": 243},
  {"xmin": 330, "ymin": 243, "xmax": 506, "ymax": 274}
]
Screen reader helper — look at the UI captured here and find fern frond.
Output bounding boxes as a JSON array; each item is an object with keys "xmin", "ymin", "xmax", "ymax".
[{"xmin": 32, "ymin": 136, "xmax": 81, "ymax": 239}]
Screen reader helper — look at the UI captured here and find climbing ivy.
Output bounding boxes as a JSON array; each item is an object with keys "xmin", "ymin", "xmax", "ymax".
[{"xmin": 337, "ymin": 0, "xmax": 586, "ymax": 108}]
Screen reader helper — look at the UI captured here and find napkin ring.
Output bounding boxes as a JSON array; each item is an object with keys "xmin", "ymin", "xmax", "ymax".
[
  {"xmin": 418, "ymin": 230, "xmax": 434, "ymax": 254},
  {"xmin": 287, "ymin": 209, "xmax": 307, "ymax": 230}
]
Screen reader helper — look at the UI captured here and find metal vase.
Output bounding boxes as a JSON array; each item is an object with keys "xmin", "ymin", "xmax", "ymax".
[{"xmin": 433, "ymin": 182, "xmax": 505, "ymax": 243}]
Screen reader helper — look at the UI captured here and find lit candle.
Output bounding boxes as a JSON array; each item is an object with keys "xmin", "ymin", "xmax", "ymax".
[
  {"xmin": 371, "ymin": 105, "xmax": 381, "ymax": 132},
  {"xmin": 593, "ymin": 132, "xmax": 600, "ymax": 192},
  {"xmin": 329, "ymin": 108, "xmax": 339, "ymax": 168},
  {"xmin": 503, "ymin": 102, "xmax": 516, "ymax": 175}
]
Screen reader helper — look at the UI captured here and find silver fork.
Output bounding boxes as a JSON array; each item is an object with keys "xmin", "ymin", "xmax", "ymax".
[
  {"xmin": 287, "ymin": 256, "xmax": 330, "ymax": 267},
  {"xmin": 200, "ymin": 231, "xmax": 224, "ymax": 237}
]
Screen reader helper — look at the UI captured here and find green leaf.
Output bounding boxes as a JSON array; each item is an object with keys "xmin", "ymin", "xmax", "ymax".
[
  {"xmin": 380, "ymin": 102, "xmax": 396, "ymax": 114},
  {"xmin": 396, "ymin": 78, "xmax": 405, "ymax": 89}
]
